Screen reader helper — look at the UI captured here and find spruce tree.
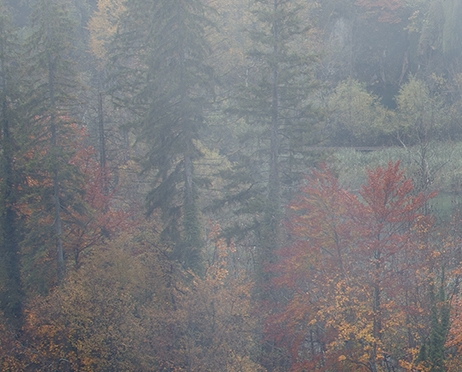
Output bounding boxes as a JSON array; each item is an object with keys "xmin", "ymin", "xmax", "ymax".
[
  {"xmin": 228, "ymin": 0, "xmax": 316, "ymax": 287},
  {"xmin": 108, "ymin": 0, "xmax": 215, "ymax": 274},
  {"xmin": 22, "ymin": 0, "xmax": 84, "ymax": 287},
  {"xmin": 215, "ymin": 3, "xmax": 316, "ymax": 368},
  {"xmin": 0, "ymin": 0, "xmax": 24, "ymax": 328}
]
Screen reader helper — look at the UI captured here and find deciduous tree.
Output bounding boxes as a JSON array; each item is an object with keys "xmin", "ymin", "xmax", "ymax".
[
  {"xmin": 269, "ymin": 161, "xmax": 437, "ymax": 371},
  {"xmin": 324, "ymin": 78, "xmax": 394, "ymax": 146}
]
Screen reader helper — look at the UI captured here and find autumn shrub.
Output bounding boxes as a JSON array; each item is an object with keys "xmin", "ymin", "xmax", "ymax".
[
  {"xmin": 21, "ymin": 242, "xmax": 153, "ymax": 371},
  {"xmin": 1, "ymin": 222, "xmax": 263, "ymax": 371}
]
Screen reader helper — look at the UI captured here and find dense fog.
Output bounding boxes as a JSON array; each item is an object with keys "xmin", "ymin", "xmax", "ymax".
[{"xmin": 1, "ymin": 0, "xmax": 462, "ymax": 370}]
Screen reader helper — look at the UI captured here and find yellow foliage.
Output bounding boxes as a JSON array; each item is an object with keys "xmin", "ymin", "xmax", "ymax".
[
  {"xmin": 5, "ymin": 221, "xmax": 262, "ymax": 371},
  {"xmin": 272, "ymin": 164, "xmax": 442, "ymax": 371},
  {"xmin": 88, "ymin": 0, "xmax": 127, "ymax": 64},
  {"xmin": 169, "ymin": 234, "xmax": 261, "ymax": 371},
  {"xmin": 15, "ymin": 224, "xmax": 173, "ymax": 371}
]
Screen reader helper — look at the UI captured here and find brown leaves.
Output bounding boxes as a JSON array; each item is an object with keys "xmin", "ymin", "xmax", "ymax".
[
  {"xmin": 355, "ymin": 0, "xmax": 405, "ymax": 23},
  {"xmin": 21, "ymin": 241, "xmax": 152, "ymax": 371}
]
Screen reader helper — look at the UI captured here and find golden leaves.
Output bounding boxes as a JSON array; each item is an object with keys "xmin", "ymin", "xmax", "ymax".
[
  {"xmin": 17, "ymin": 220, "xmax": 261, "ymax": 371},
  {"xmin": 271, "ymin": 162, "xmax": 438, "ymax": 370}
]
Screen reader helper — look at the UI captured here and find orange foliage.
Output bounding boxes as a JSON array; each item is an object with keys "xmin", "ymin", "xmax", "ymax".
[
  {"xmin": 0, "ymin": 315, "xmax": 27, "ymax": 371},
  {"xmin": 65, "ymin": 133, "xmax": 136, "ymax": 267},
  {"xmin": 144, "ymin": 223, "xmax": 263, "ymax": 371},
  {"xmin": 268, "ymin": 161, "xmax": 437, "ymax": 371},
  {"xmin": 2, "ymin": 222, "xmax": 262, "ymax": 371}
]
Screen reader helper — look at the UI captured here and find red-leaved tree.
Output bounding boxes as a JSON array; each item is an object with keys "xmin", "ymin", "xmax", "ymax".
[{"xmin": 268, "ymin": 161, "xmax": 437, "ymax": 371}]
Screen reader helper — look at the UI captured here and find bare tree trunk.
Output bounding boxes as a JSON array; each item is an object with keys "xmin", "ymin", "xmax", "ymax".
[
  {"xmin": 98, "ymin": 90, "xmax": 108, "ymax": 198},
  {"xmin": 48, "ymin": 50, "xmax": 64, "ymax": 282},
  {"xmin": 268, "ymin": 0, "xmax": 280, "ymax": 227},
  {"xmin": 370, "ymin": 249, "xmax": 382, "ymax": 372},
  {"xmin": 261, "ymin": 0, "xmax": 281, "ymax": 275}
]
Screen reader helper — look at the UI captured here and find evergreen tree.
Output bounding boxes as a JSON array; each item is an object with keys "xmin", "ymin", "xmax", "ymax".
[
  {"xmin": 22, "ymin": 0, "xmax": 85, "ymax": 287},
  {"xmin": 108, "ymin": 0, "xmax": 215, "ymax": 274},
  {"xmin": 0, "ymin": 0, "xmax": 24, "ymax": 328},
  {"xmin": 230, "ymin": 0, "xmax": 316, "ymax": 287},
  {"xmin": 212, "ymin": 2, "xmax": 317, "ymax": 368}
]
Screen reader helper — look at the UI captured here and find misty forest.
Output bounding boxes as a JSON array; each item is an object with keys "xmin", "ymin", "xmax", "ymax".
[{"xmin": 4, "ymin": 0, "xmax": 462, "ymax": 371}]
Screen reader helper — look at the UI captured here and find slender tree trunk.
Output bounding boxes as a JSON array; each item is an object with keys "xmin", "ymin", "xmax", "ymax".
[
  {"xmin": 178, "ymin": 2, "xmax": 194, "ymax": 210},
  {"xmin": 98, "ymin": 89, "xmax": 108, "ymax": 198},
  {"xmin": 48, "ymin": 51, "xmax": 64, "ymax": 282},
  {"xmin": 178, "ymin": 0, "xmax": 202, "ymax": 273},
  {"xmin": 370, "ymin": 248, "xmax": 382, "ymax": 372},
  {"xmin": 1, "ymin": 114, "xmax": 23, "ymax": 326},
  {"xmin": 259, "ymin": 2, "xmax": 282, "ymax": 368},
  {"xmin": 268, "ymin": 0, "xmax": 280, "ymax": 217},
  {"xmin": 261, "ymin": 0, "xmax": 281, "ymax": 276}
]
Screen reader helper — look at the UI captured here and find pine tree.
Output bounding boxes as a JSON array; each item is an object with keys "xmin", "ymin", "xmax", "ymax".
[
  {"xmin": 0, "ymin": 0, "xmax": 24, "ymax": 328},
  {"xmin": 108, "ymin": 0, "xmax": 215, "ymax": 274}
]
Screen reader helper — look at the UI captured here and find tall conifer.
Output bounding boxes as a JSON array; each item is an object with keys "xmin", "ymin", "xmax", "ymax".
[
  {"xmin": 22, "ymin": 0, "xmax": 84, "ymax": 287},
  {"xmin": 108, "ymin": 0, "xmax": 215, "ymax": 274},
  {"xmin": 228, "ymin": 0, "xmax": 316, "ymax": 287},
  {"xmin": 0, "ymin": 0, "xmax": 24, "ymax": 328},
  {"xmin": 215, "ymin": 2, "xmax": 316, "ymax": 368}
]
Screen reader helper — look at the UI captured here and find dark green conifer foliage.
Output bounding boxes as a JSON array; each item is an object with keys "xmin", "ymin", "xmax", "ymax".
[
  {"xmin": 0, "ymin": 0, "xmax": 24, "ymax": 328},
  {"xmin": 213, "ymin": 3, "xmax": 316, "ymax": 368},
  {"xmin": 108, "ymin": 0, "xmax": 215, "ymax": 274},
  {"xmin": 22, "ymin": 0, "xmax": 83, "ymax": 287},
  {"xmin": 229, "ymin": 0, "xmax": 315, "ymax": 285}
]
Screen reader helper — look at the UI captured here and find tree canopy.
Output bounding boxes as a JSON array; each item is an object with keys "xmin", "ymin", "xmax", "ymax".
[{"xmin": 1, "ymin": 0, "xmax": 462, "ymax": 370}]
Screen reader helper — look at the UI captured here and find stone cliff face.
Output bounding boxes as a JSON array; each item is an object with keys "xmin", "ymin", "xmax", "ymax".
[{"xmin": 323, "ymin": 16, "xmax": 354, "ymax": 82}]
